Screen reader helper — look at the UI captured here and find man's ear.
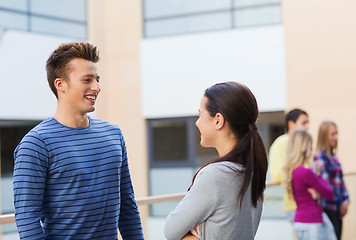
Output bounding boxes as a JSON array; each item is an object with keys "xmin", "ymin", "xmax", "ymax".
[
  {"xmin": 54, "ymin": 78, "xmax": 66, "ymax": 94},
  {"xmin": 288, "ymin": 120, "xmax": 295, "ymax": 133},
  {"xmin": 215, "ymin": 113, "xmax": 225, "ymax": 130}
]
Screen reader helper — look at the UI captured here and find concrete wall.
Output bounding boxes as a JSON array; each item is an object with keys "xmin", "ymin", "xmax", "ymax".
[
  {"xmin": 0, "ymin": 30, "xmax": 73, "ymax": 120},
  {"xmin": 283, "ymin": 1, "xmax": 356, "ymax": 239},
  {"xmin": 87, "ymin": 0, "xmax": 149, "ymax": 237},
  {"xmin": 141, "ymin": 25, "xmax": 287, "ymax": 118},
  {"xmin": 283, "ymin": 0, "xmax": 356, "ymax": 173}
]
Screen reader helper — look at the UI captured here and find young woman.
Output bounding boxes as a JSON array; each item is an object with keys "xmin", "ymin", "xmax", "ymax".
[
  {"xmin": 314, "ymin": 121, "xmax": 349, "ymax": 240},
  {"xmin": 284, "ymin": 130, "xmax": 336, "ymax": 240},
  {"xmin": 164, "ymin": 82, "xmax": 268, "ymax": 240}
]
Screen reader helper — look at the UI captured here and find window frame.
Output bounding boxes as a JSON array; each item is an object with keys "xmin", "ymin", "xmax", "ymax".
[
  {"xmin": 147, "ymin": 117, "xmax": 197, "ymax": 168},
  {"xmin": 142, "ymin": 0, "xmax": 281, "ymax": 38},
  {"xmin": 0, "ymin": 0, "xmax": 87, "ymax": 39}
]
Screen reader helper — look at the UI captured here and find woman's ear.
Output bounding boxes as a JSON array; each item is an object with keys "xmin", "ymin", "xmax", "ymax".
[{"xmin": 215, "ymin": 113, "xmax": 225, "ymax": 130}]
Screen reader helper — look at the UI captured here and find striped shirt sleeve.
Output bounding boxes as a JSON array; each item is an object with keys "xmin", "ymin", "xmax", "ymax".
[
  {"xmin": 13, "ymin": 131, "xmax": 48, "ymax": 240},
  {"xmin": 118, "ymin": 134, "xmax": 144, "ymax": 240}
]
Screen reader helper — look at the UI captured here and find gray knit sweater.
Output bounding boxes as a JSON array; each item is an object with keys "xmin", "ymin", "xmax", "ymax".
[{"xmin": 164, "ymin": 161, "xmax": 262, "ymax": 240}]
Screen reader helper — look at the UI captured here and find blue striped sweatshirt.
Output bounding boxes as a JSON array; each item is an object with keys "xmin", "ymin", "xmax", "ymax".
[{"xmin": 13, "ymin": 117, "xmax": 144, "ymax": 240}]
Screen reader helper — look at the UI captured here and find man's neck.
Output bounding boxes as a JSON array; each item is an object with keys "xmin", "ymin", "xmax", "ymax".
[{"xmin": 54, "ymin": 106, "xmax": 90, "ymax": 128}]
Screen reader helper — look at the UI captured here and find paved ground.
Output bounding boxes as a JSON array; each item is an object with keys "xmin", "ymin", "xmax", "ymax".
[
  {"xmin": 2, "ymin": 232, "xmax": 19, "ymax": 240},
  {"xmin": 3, "ymin": 218, "xmax": 293, "ymax": 240},
  {"xmin": 146, "ymin": 217, "xmax": 293, "ymax": 240}
]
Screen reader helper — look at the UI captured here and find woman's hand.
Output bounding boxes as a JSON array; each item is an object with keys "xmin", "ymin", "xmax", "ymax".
[
  {"xmin": 339, "ymin": 200, "xmax": 350, "ymax": 218},
  {"xmin": 314, "ymin": 160, "xmax": 323, "ymax": 175},
  {"xmin": 307, "ymin": 188, "xmax": 320, "ymax": 200}
]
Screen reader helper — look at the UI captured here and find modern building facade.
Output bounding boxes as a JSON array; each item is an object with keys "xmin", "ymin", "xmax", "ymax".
[
  {"xmin": 88, "ymin": 0, "xmax": 356, "ymax": 239},
  {"xmin": 0, "ymin": 0, "xmax": 355, "ymax": 239}
]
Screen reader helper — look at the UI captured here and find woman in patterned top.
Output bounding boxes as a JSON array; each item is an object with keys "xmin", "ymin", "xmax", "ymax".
[{"xmin": 314, "ymin": 121, "xmax": 350, "ymax": 240}]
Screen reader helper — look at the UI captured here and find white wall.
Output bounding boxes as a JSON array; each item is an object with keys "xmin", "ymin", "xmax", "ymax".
[
  {"xmin": 0, "ymin": 30, "xmax": 75, "ymax": 120},
  {"xmin": 141, "ymin": 25, "xmax": 286, "ymax": 118}
]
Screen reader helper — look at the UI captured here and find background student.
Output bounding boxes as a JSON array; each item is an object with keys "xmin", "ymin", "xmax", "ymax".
[
  {"xmin": 284, "ymin": 130, "xmax": 336, "ymax": 240},
  {"xmin": 314, "ymin": 121, "xmax": 350, "ymax": 240},
  {"xmin": 269, "ymin": 108, "xmax": 310, "ymax": 222}
]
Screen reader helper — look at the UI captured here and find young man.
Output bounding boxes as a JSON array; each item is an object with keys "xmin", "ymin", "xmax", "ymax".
[
  {"xmin": 269, "ymin": 108, "xmax": 309, "ymax": 221},
  {"xmin": 13, "ymin": 42, "xmax": 144, "ymax": 239}
]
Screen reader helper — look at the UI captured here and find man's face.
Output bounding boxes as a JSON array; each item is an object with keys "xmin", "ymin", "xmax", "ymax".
[
  {"xmin": 292, "ymin": 114, "xmax": 309, "ymax": 131},
  {"xmin": 60, "ymin": 58, "xmax": 100, "ymax": 115}
]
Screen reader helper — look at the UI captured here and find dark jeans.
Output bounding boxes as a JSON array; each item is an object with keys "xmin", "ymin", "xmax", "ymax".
[{"xmin": 324, "ymin": 208, "xmax": 342, "ymax": 240}]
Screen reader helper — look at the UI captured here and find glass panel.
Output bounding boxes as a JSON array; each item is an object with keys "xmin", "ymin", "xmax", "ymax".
[
  {"xmin": 262, "ymin": 185, "xmax": 285, "ymax": 218},
  {"xmin": 269, "ymin": 125, "xmax": 284, "ymax": 147},
  {"xmin": 0, "ymin": 10, "xmax": 27, "ymax": 30},
  {"xmin": 195, "ymin": 125, "xmax": 218, "ymax": 166},
  {"xmin": 234, "ymin": 5, "xmax": 281, "ymax": 27},
  {"xmin": 152, "ymin": 121, "xmax": 188, "ymax": 162},
  {"xmin": 30, "ymin": 0, "xmax": 86, "ymax": 22},
  {"xmin": 0, "ymin": 0, "xmax": 27, "ymax": 11},
  {"xmin": 144, "ymin": 0, "xmax": 230, "ymax": 18},
  {"xmin": 145, "ymin": 12, "xmax": 231, "ymax": 37},
  {"xmin": 234, "ymin": 0, "xmax": 280, "ymax": 8},
  {"xmin": 149, "ymin": 168, "xmax": 195, "ymax": 216},
  {"xmin": 31, "ymin": 16, "xmax": 87, "ymax": 39}
]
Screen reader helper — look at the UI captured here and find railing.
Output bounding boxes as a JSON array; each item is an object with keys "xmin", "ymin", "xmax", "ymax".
[
  {"xmin": 0, "ymin": 181, "xmax": 280, "ymax": 225},
  {"xmin": 1, "ymin": 172, "xmax": 354, "ymax": 226},
  {"xmin": 0, "ymin": 192, "xmax": 187, "ymax": 225}
]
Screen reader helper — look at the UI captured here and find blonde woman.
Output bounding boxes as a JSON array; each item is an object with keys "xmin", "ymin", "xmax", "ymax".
[
  {"xmin": 284, "ymin": 130, "xmax": 336, "ymax": 240},
  {"xmin": 314, "ymin": 121, "xmax": 349, "ymax": 240}
]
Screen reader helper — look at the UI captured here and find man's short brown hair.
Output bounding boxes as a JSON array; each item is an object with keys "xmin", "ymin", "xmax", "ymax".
[{"xmin": 46, "ymin": 42, "xmax": 99, "ymax": 98}]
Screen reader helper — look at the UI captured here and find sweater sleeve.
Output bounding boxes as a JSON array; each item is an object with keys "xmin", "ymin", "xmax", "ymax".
[
  {"xmin": 304, "ymin": 168, "xmax": 334, "ymax": 201},
  {"xmin": 164, "ymin": 166, "xmax": 219, "ymax": 240},
  {"xmin": 118, "ymin": 134, "xmax": 144, "ymax": 240},
  {"xmin": 269, "ymin": 136, "xmax": 287, "ymax": 184},
  {"xmin": 13, "ymin": 131, "xmax": 48, "ymax": 240},
  {"xmin": 336, "ymin": 161, "xmax": 349, "ymax": 203},
  {"xmin": 340, "ymin": 173, "xmax": 349, "ymax": 203}
]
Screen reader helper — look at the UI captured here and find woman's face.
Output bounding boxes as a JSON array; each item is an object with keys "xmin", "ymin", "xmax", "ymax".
[
  {"xmin": 195, "ymin": 96, "xmax": 216, "ymax": 148},
  {"xmin": 328, "ymin": 125, "xmax": 338, "ymax": 148}
]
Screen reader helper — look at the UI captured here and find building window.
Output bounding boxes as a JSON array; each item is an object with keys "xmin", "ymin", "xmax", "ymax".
[
  {"xmin": 147, "ymin": 117, "xmax": 218, "ymax": 216},
  {"xmin": 0, "ymin": 0, "xmax": 87, "ymax": 39},
  {"xmin": 148, "ymin": 117, "xmax": 218, "ymax": 168},
  {"xmin": 152, "ymin": 121, "xmax": 188, "ymax": 163},
  {"xmin": 142, "ymin": 0, "xmax": 281, "ymax": 38}
]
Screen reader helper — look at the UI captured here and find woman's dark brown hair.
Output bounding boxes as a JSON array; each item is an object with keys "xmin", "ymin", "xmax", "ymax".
[{"xmin": 191, "ymin": 82, "xmax": 268, "ymax": 208}]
